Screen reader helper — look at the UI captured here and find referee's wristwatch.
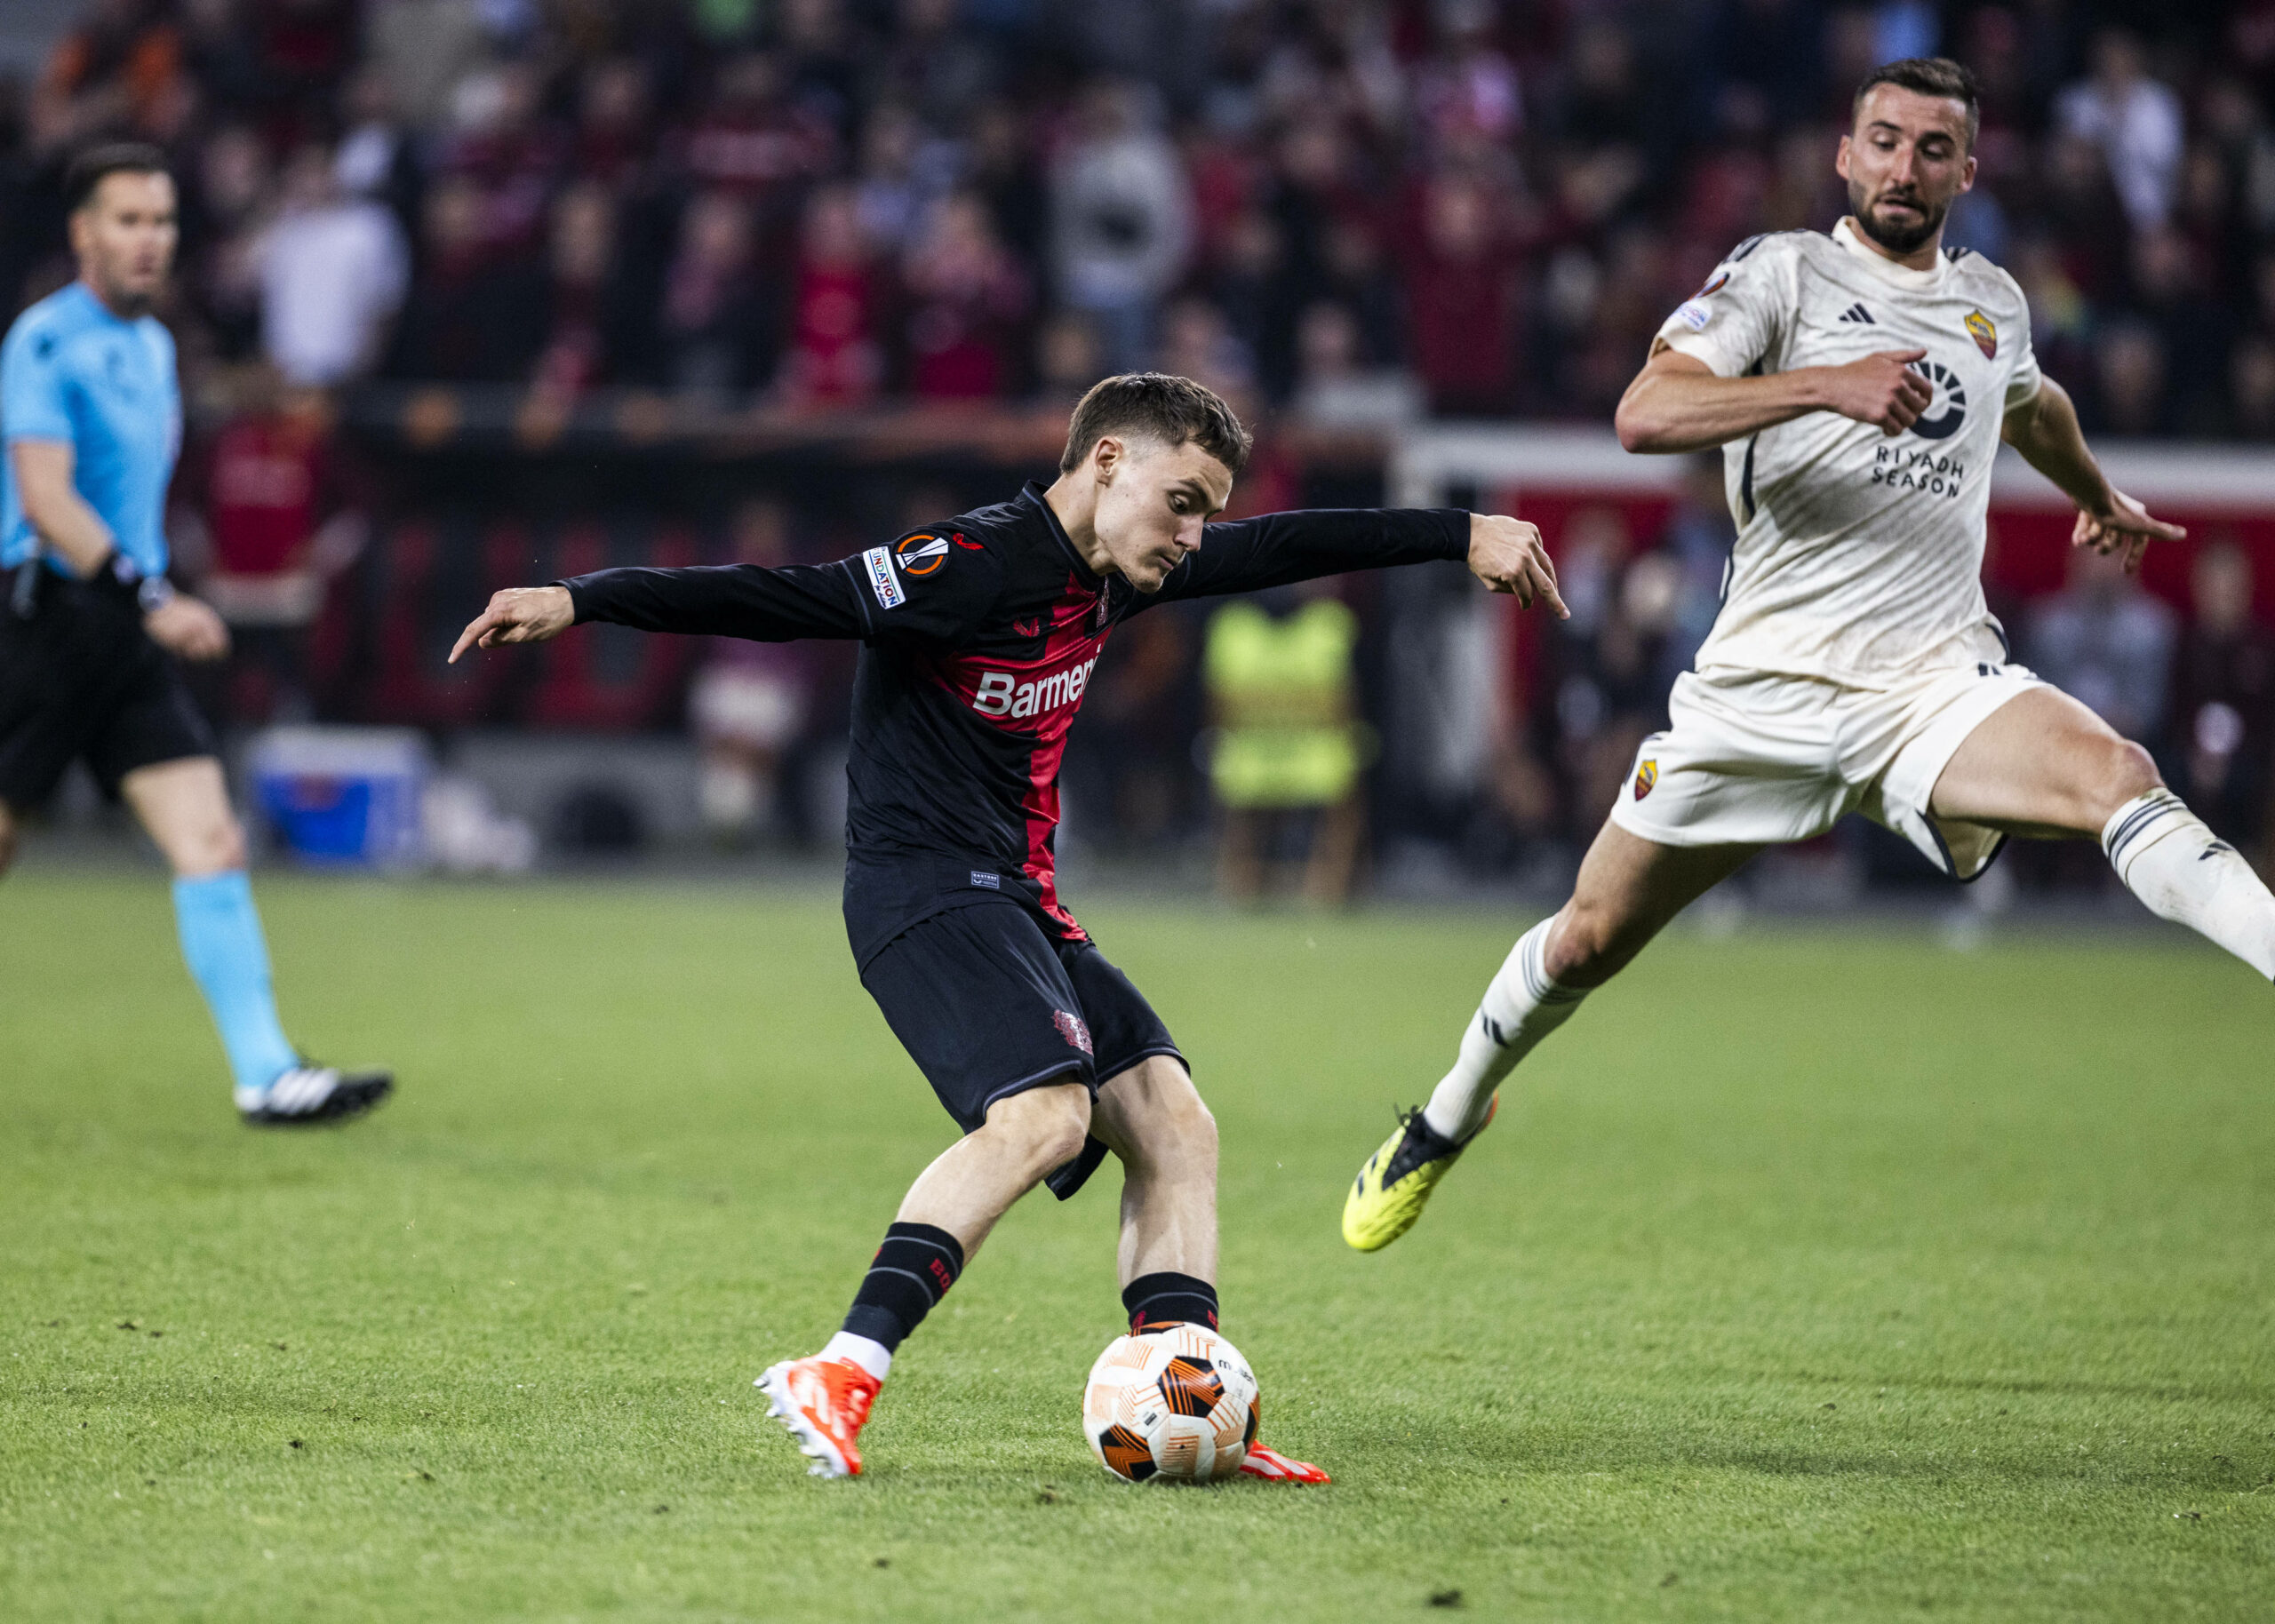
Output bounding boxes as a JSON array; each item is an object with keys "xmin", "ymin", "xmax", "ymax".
[{"xmin": 136, "ymin": 573, "xmax": 176, "ymax": 614}]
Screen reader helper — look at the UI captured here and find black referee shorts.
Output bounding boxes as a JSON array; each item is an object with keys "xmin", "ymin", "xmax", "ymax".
[
  {"xmin": 0, "ymin": 569, "xmax": 216, "ymax": 809},
  {"xmin": 859, "ymin": 901, "xmax": 1184, "ymax": 1189}
]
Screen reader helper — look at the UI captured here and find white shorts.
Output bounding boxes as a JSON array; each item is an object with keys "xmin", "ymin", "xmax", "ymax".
[{"xmin": 1609, "ymin": 659, "xmax": 2048, "ymax": 880}]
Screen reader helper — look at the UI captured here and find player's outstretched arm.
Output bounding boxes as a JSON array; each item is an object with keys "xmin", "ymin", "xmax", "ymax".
[
  {"xmin": 451, "ymin": 545, "xmax": 998, "ymax": 664},
  {"xmin": 1145, "ymin": 508, "xmax": 1567, "ymax": 617},
  {"xmin": 2000, "ymin": 377, "xmax": 2184, "ymax": 573},
  {"xmin": 1615, "ymin": 342, "xmax": 1936, "ymax": 453}
]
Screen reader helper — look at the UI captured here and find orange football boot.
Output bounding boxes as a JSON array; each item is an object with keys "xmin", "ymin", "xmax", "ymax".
[
  {"xmin": 757, "ymin": 1355, "xmax": 881, "ymax": 1479},
  {"xmin": 1239, "ymin": 1442, "xmax": 1331, "ymax": 1484}
]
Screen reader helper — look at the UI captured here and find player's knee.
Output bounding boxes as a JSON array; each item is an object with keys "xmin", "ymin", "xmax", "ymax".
[
  {"xmin": 1137, "ymin": 1088, "xmax": 1217, "ymax": 1174},
  {"xmin": 172, "ymin": 814, "xmax": 248, "ymax": 878},
  {"xmin": 1545, "ymin": 903, "xmax": 1637, "ymax": 988},
  {"xmin": 2099, "ymin": 738, "xmax": 2163, "ymax": 814},
  {"xmin": 989, "ymin": 1081, "xmax": 1092, "ymax": 1174}
]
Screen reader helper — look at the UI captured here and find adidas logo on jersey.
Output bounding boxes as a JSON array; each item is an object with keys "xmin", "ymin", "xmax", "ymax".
[
  {"xmin": 1838, "ymin": 303, "xmax": 1875, "ymax": 324},
  {"xmin": 971, "ymin": 656, "xmax": 1100, "ymax": 721}
]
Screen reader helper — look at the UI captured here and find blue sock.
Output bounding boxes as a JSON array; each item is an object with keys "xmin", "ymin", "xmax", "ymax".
[{"xmin": 172, "ymin": 872, "xmax": 298, "ymax": 1099}]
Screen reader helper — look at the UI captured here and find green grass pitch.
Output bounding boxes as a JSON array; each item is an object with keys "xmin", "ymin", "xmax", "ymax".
[{"xmin": 3, "ymin": 870, "xmax": 2271, "ymax": 1620}]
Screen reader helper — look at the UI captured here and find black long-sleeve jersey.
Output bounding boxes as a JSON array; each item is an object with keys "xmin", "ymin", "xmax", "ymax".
[{"xmin": 565, "ymin": 481, "xmax": 1469, "ymax": 963}]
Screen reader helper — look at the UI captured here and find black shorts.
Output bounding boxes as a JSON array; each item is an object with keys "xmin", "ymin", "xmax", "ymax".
[
  {"xmin": 0, "ymin": 569, "xmax": 216, "ymax": 808},
  {"xmin": 860, "ymin": 901, "xmax": 1183, "ymax": 1191}
]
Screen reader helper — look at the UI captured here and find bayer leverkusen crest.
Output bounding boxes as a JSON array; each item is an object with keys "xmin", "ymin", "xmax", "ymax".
[{"xmin": 1964, "ymin": 310, "xmax": 1996, "ymax": 360}]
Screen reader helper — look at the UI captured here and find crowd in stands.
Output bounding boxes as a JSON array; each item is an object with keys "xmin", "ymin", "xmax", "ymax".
[
  {"xmin": 4, "ymin": 0, "xmax": 2275, "ymax": 433},
  {"xmin": 8, "ymin": 0, "xmax": 2275, "ymax": 886}
]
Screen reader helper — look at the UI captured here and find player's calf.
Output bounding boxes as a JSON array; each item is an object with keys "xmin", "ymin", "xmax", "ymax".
[{"xmin": 2103, "ymin": 788, "xmax": 2275, "ymax": 981}]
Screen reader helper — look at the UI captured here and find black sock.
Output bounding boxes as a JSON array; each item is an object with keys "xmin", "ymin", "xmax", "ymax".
[
  {"xmin": 841, "ymin": 1222, "xmax": 964, "ymax": 1352},
  {"xmin": 1122, "ymin": 1271, "xmax": 1219, "ymax": 1333}
]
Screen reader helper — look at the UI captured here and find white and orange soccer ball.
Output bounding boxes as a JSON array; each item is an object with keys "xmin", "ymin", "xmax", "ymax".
[{"xmin": 1081, "ymin": 1324, "xmax": 1259, "ymax": 1484}]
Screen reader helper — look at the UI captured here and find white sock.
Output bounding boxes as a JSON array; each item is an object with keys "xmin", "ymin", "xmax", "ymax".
[
  {"xmin": 821, "ymin": 1331, "xmax": 892, "ymax": 1381},
  {"xmin": 2103, "ymin": 789, "xmax": 2275, "ymax": 980},
  {"xmin": 1421, "ymin": 919, "xmax": 1592, "ymax": 1142}
]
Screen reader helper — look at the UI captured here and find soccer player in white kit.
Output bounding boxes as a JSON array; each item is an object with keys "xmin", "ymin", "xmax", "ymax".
[{"xmin": 1342, "ymin": 57, "xmax": 2275, "ymax": 1252}]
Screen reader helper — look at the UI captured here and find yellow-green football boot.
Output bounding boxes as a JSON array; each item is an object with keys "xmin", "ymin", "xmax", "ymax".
[{"xmin": 1341, "ymin": 1095, "xmax": 1497, "ymax": 1253}]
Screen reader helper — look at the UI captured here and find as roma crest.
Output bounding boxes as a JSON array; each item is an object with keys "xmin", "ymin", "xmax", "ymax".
[
  {"xmin": 1632, "ymin": 759, "xmax": 1658, "ymax": 800},
  {"xmin": 1963, "ymin": 310, "xmax": 1996, "ymax": 360}
]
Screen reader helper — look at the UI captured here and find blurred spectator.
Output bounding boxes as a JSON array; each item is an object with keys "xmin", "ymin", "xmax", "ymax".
[
  {"xmin": 679, "ymin": 52, "xmax": 834, "ymax": 216},
  {"xmin": 2025, "ymin": 544, "xmax": 2179, "ymax": 749},
  {"xmin": 2169, "ymin": 540, "xmax": 2275, "ymax": 856},
  {"xmin": 571, "ymin": 58, "xmax": 653, "ymax": 190},
  {"xmin": 364, "ymin": 0, "xmax": 491, "ymax": 135},
  {"xmin": 332, "ymin": 66, "xmax": 420, "ymax": 223},
  {"xmin": 2233, "ymin": 336, "xmax": 2275, "ymax": 441},
  {"xmin": 782, "ymin": 183, "xmax": 881, "ymax": 406},
  {"xmin": 1203, "ymin": 585, "xmax": 1367, "ymax": 905},
  {"xmin": 184, "ymin": 370, "xmax": 366, "ymax": 722},
  {"xmin": 1404, "ymin": 174, "xmax": 1518, "ymax": 417},
  {"xmin": 2055, "ymin": 29, "xmax": 2183, "ymax": 231},
  {"xmin": 434, "ymin": 62, "xmax": 563, "ymax": 259},
  {"xmin": 1158, "ymin": 296, "xmax": 1253, "ymax": 403},
  {"xmin": 257, "ymin": 141, "xmax": 409, "ymax": 386},
  {"xmin": 1051, "ymin": 81, "xmax": 1192, "ymax": 373},
  {"xmin": 655, "ymin": 189, "xmax": 777, "ymax": 399},
  {"xmin": 1291, "ymin": 300, "xmax": 1422, "ymax": 428},
  {"xmin": 1545, "ymin": 506, "xmax": 1670, "ymax": 837},
  {"xmin": 2090, "ymin": 319, "xmax": 2167, "ymax": 436},
  {"xmin": 387, "ymin": 175, "xmax": 543, "ymax": 380},
  {"xmin": 183, "ymin": 121, "xmax": 273, "ymax": 359},
  {"xmin": 690, "ymin": 499, "xmax": 815, "ymax": 846},
  {"xmin": 900, "ymin": 192, "xmax": 1030, "ymax": 401},
  {"xmin": 1031, "ymin": 308, "xmax": 1105, "ymax": 408},
  {"xmin": 530, "ymin": 183, "xmax": 641, "ymax": 395},
  {"xmin": 2128, "ymin": 227, "xmax": 2232, "ymax": 435}
]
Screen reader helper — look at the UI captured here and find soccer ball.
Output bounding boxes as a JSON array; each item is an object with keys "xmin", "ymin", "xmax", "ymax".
[{"xmin": 1081, "ymin": 1323, "xmax": 1259, "ymax": 1483}]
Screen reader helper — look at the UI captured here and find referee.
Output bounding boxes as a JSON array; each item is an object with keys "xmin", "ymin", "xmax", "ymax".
[{"xmin": 0, "ymin": 144, "xmax": 390, "ymax": 1125}]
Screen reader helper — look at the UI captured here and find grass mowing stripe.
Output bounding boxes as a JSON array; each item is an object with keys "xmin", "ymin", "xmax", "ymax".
[{"xmin": 3, "ymin": 873, "xmax": 2270, "ymax": 1620}]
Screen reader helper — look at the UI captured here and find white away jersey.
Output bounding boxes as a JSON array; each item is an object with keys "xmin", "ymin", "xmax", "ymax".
[{"xmin": 1656, "ymin": 219, "xmax": 2041, "ymax": 682}]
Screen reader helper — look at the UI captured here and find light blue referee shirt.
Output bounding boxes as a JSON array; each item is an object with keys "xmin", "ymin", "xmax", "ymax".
[{"xmin": 0, "ymin": 281, "xmax": 181, "ymax": 577}]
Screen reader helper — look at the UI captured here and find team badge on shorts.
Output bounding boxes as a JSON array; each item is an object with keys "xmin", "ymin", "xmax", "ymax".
[
  {"xmin": 1632, "ymin": 759, "xmax": 1658, "ymax": 800},
  {"xmin": 1964, "ymin": 310, "xmax": 1997, "ymax": 360},
  {"xmin": 1054, "ymin": 1010, "xmax": 1094, "ymax": 1056},
  {"xmin": 896, "ymin": 532, "xmax": 950, "ymax": 577}
]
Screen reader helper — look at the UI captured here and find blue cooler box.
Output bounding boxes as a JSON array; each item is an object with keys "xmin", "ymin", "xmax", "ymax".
[{"xmin": 247, "ymin": 727, "xmax": 429, "ymax": 870}]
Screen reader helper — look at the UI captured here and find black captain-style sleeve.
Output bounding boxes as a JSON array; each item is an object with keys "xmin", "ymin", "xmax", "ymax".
[
  {"xmin": 562, "ymin": 529, "xmax": 1006, "ymax": 643},
  {"xmin": 1128, "ymin": 507, "xmax": 1471, "ymax": 612}
]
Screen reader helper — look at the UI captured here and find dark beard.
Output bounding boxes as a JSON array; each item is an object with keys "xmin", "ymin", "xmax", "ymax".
[{"xmin": 1848, "ymin": 179, "xmax": 1947, "ymax": 255}]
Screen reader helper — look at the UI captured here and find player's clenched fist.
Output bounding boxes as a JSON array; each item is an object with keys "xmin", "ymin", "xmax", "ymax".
[
  {"xmin": 1819, "ymin": 347, "xmax": 1936, "ymax": 435},
  {"xmin": 449, "ymin": 585, "xmax": 576, "ymax": 664},
  {"xmin": 1467, "ymin": 513, "xmax": 1569, "ymax": 617}
]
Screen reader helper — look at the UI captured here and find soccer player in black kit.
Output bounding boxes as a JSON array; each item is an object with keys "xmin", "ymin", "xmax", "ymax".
[{"xmin": 452, "ymin": 375, "xmax": 1565, "ymax": 1480}]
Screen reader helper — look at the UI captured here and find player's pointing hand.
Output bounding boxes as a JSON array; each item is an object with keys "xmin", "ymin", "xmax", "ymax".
[
  {"xmin": 1468, "ymin": 513, "xmax": 1569, "ymax": 617},
  {"xmin": 1819, "ymin": 348, "xmax": 1936, "ymax": 436},
  {"xmin": 2072, "ymin": 488, "xmax": 2185, "ymax": 575},
  {"xmin": 449, "ymin": 585, "xmax": 576, "ymax": 664}
]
